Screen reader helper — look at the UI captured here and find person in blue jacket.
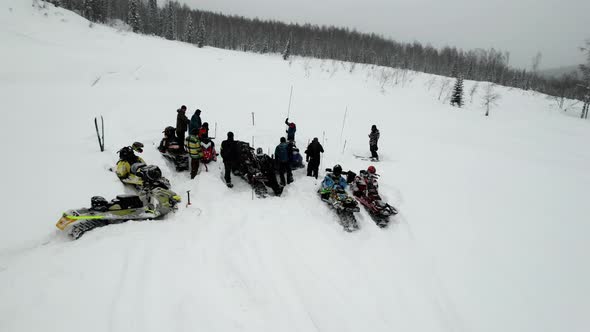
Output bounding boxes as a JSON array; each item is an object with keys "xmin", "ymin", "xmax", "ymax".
[
  {"xmin": 320, "ymin": 164, "xmax": 347, "ymax": 196},
  {"xmin": 275, "ymin": 137, "xmax": 293, "ymax": 185},
  {"xmin": 285, "ymin": 118, "xmax": 296, "ymax": 142}
]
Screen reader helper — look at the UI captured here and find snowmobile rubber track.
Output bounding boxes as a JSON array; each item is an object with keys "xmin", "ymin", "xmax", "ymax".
[
  {"xmin": 253, "ymin": 183, "xmax": 269, "ymax": 198},
  {"xmin": 69, "ymin": 219, "xmax": 113, "ymax": 240},
  {"xmin": 337, "ymin": 210, "xmax": 359, "ymax": 232}
]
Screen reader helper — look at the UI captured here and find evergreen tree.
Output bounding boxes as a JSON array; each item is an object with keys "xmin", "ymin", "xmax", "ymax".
[
  {"xmin": 450, "ymin": 75, "xmax": 464, "ymax": 107},
  {"xmin": 196, "ymin": 18, "xmax": 206, "ymax": 48},
  {"xmin": 147, "ymin": 0, "xmax": 159, "ymax": 35},
  {"xmin": 451, "ymin": 62, "xmax": 459, "ymax": 77},
  {"xmin": 282, "ymin": 35, "xmax": 291, "ymax": 60},
  {"xmin": 184, "ymin": 14, "xmax": 195, "ymax": 43},
  {"xmin": 83, "ymin": 0, "xmax": 94, "ymax": 21},
  {"xmin": 94, "ymin": 0, "xmax": 108, "ymax": 23},
  {"xmin": 163, "ymin": 3, "xmax": 176, "ymax": 40},
  {"xmin": 127, "ymin": 0, "xmax": 141, "ymax": 33}
]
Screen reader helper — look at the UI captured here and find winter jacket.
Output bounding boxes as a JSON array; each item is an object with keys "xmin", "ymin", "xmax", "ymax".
[
  {"xmin": 185, "ymin": 135, "xmax": 203, "ymax": 159},
  {"xmin": 321, "ymin": 173, "xmax": 348, "ymax": 191},
  {"xmin": 305, "ymin": 141, "xmax": 324, "ymax": 160},
  {"xmin": 275, "ymin": 142, "xmax": 290, "ymax": 162},
  {"xmin": 285, "ymin": 119, "xmax": 296, "ymax": 141},
  {"xmin": 176, "ymin": 110, "xmax": 189, "ymax": 135},
  {"xmin": 189, "ymin": 113, "xmax": 202, "ymax": 134},
  {"xmin": 369, "ymin": 129, "xmax": 380, "ymax": 147},
  {"xmin": 220, "ymin": 138, "xmax": 240, "ymax": 163}
]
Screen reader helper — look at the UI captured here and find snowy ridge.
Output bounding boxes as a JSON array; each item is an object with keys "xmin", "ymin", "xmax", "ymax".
[{"xmin": 1, "ymin": 1, "xmax": 589, "ymax": 332}]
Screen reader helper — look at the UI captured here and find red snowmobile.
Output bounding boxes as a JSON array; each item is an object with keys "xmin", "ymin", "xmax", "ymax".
[
  {"xmin": 350, "ymin": 166, "xmax": 398, "ymax": 227},
  {"xmin": 200, "ymin": 138, "xmax": 218, "ymax": 164}
]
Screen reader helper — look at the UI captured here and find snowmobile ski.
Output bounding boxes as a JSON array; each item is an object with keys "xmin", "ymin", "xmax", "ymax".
[{"xmin": 353, "ymin": 154, "xmax": 379, "ymax": 162}]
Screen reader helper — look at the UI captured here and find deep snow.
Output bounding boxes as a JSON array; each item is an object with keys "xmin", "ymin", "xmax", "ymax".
[{"xmin": 1, "ymin": 1, "xmax": 589, "ymax": 332}]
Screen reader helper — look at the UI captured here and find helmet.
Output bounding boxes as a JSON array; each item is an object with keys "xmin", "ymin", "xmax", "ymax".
[
  {"xmin": 256, "ymin": 147, "xmax": 264, "ymax": 156},
  {"xmin": 289, "ymin": 123, "xmax": 295, "ymax": 128},
  {"xmin": 91, "ymin": 196, "xmax": 109, "ymax": 210},
  {"xmin": 118, "ymin": 146, "xmax": 134, "ymax": 161},
  {"xmin": 332, "ymin": 164, "xmax": 342, "ymax": 176},
  {"xmin": 202, "ymin": 122, "xmax": 209, "ymax": 129},
  {"xmin": 144, "ymin": 165, "xmax": 162, "ymax": 182},
  {"xmin": 164, "ymin": 126, "xmax": 176, "ymax": 138},
  {"xmin": 367, "ymin": 165, "xmax": 376, "ymax": 174},
  {"xmin": 132, "ymin": 142, "xmax": 144, "ymax": 153}
]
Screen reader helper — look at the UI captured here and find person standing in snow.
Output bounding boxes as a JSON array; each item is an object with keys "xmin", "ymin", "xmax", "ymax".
[
  {"xmin": 369, "ymin": 125, "xmax": 380, "ymax": 160},
  {"xmin": 199, "ymin": 122, "xmax": 210, "ymax": 140},
  {"xmin": 176, "ymin": 105, "xmax": 189, "ymax": 144},
  {"xmin": 275, "ymin": 137, "xmax": 293, "ymax": 185},
  {"xmin": 285, "ymin": 118, "xmax": 296, "ymax": 142},
  {"xmin": 305, "ymin": 137, "xmax": 324, "ymax": 179},
  {"xmin": 189, "ymin": 109, "xmax": 202, "ymax": 135},
  {"xmin": 185, "ymin": 128, "xmax": 203, "ymax": 179},
  {"xmin": 220, "ymin": 131, "xmax": 240, "ymax": 187}
]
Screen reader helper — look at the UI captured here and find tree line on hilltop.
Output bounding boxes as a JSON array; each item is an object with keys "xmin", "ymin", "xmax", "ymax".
[{"xmin": 47, "ymin": 0, "xmax": 590, "ymax": 107}]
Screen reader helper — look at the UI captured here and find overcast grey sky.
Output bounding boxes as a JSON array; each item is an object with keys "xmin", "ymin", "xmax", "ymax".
[{"xmin": 177, "ymin": 0, "xmax": 588, "ymax": 70}]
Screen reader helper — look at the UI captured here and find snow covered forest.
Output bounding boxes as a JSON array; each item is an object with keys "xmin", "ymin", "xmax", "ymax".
[{"xmin": 47, "ymin": 0, "xmax": 589, "ymax": 104}]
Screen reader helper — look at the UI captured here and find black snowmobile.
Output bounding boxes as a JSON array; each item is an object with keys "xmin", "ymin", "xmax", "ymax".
[
  {"xmin": 119, "ymin": 163, "xmax": 172, "ymax": 191},
  {"xmin": 234, "ymin": 141, "xmax": 283, "ymax": 198},
  {"xmin": 158, "ymin": 126, "xmax": 189, "ymax": 171},
  {"xmin": 318, "ymin": 165, "xmax": 360, "ymax": 232},
  {"xmin": 56, "ymin": 187, "xmax": 181, "ymax": 240}
]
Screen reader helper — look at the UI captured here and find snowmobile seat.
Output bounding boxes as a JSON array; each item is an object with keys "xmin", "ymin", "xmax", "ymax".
[
  {"xmin": 346, "ymin": 171, "xmax": 357, "ymax": 184},
  {"xmin": 130, "ymin": 162, "xmax": 147, "ymax": 174},
  {"xmin": 112, "ymin": 194, "xmax": 144, "ymax": 209}
]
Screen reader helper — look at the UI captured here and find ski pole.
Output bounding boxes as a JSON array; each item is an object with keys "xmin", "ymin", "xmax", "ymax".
[
  {"xmin": 321, "ymin": 131, "xmax": 325, "ymax": 165},
  {"xmin": 101, "ymin": 115, "xmax": 104, "ymax": 151},
  {"xmin": 287, "ymin": 85, "xmax": 293, "ymax": 118},
  {"xmin": 340, "ymin": 107, "xmax": 348, "ymax": 144},
  {"xmin": 186, "ymin": 190, "xmax": 191, "ymax": 207}
]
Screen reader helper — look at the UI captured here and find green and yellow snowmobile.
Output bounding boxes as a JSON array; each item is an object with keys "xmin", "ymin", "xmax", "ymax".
[{"xmin": 56, "ymin": 187, "xmax": 181, "ymax": 240}]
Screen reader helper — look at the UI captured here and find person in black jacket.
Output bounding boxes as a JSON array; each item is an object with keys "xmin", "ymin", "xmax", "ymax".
[
  {"xmin": 220, "ymin": 131, "xmax": 239, "ymax": 187},
  {"xmin": 305, "ymin": 137, "xmax": 324, "ymax": 179},
  {"xmin": 369, "ymin": 125, "xmax": 380, "ymax": 160},
  {"xmin": 176, "ymin": 105, "xmax": 189, "ymax": 143}
]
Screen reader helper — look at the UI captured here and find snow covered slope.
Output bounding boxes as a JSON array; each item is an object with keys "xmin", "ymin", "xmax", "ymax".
[{"xmin": 1, "ymin": 1, "xmax": 589, "ymax": 331}]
